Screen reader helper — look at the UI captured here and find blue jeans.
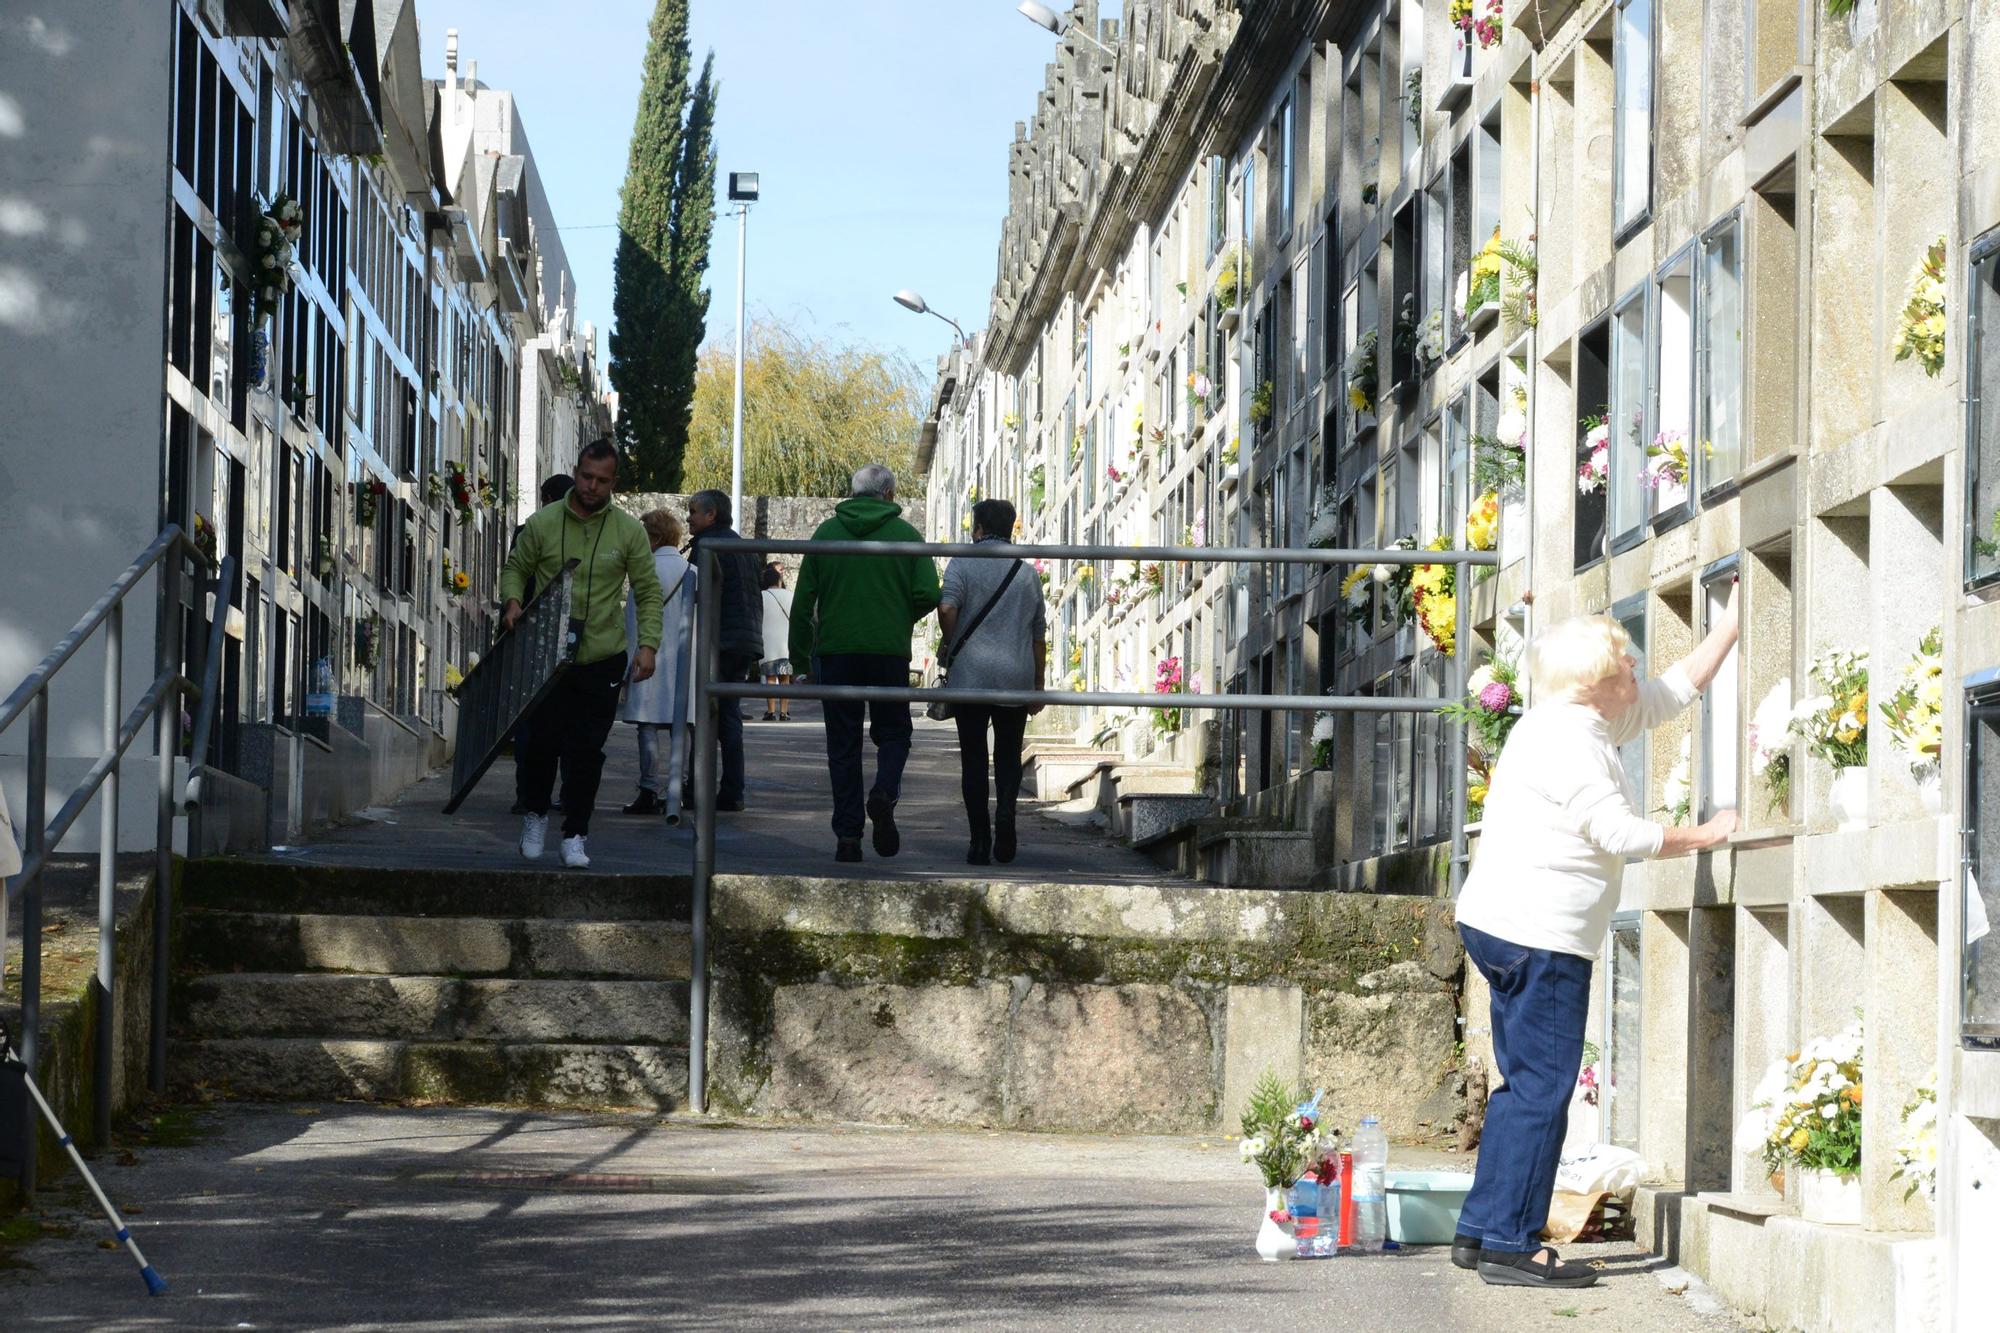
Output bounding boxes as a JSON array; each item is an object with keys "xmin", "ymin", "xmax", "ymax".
[
  {"xmin": 1456, "ymin": 922, "xmax": 1594, "ymax": 1253},
  {"xmin": 814, "ymin": 654, "xmax": 912, "ymax": 839}
]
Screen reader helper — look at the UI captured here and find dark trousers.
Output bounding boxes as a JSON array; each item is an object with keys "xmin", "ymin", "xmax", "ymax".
[
  {"xmin": 1455, "ymin": 922, "xmax": 1594, "ymax": 1253},
  {"xmin": 516, "ymin": 651, "xmax": 627, "ymax": 838},
  {"xmin": 953, "ymin": 705, "xmax": 1028, "ymax": 838},
  {"xmin": 815, "ymin": 654, "xmax": 913, "ymax": 839},
  {"xmin": 711, "ymin": 650, "xmax": 760, "ymax": 804}
]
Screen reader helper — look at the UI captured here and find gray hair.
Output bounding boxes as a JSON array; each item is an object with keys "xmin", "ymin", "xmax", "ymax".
[
  {"xmin": 687, "ymin": 489, "xmax": 731, "ymax": 526},
  {"xmin": 850, "ymin": 463, "xmax": 897, "ymax": 498}
]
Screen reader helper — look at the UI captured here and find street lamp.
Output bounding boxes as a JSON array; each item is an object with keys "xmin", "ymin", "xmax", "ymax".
[
  {"xmin": 726, "ymin": 172, "xmax": 759, "ymax": 525},
  {"xmin": 1015, "ymin": 1, "xmax": 1115, "ymax": 56},
  {"xmin": 893, "ymin": 289, "xmax": 968, "ymax": 351}
]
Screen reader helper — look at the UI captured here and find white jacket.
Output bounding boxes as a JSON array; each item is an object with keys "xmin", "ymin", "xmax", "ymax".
[
  {"xmin": 620, "ymin": 550, "xmax": 696, "ymax": 725},
  {"xmin": 1454, "ymin": 664, "xmax": 1698, "ymax": 958}
]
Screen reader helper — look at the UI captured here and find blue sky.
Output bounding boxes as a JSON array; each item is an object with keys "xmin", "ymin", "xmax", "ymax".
[{"xmin": 426, "ymin": 1, "xmax": 1087, "ymax": 376}]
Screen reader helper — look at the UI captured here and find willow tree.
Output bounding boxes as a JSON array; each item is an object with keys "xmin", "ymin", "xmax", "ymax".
[{"xmin": 680, "ymin": 322, "xmax": 926, "ymax": 498}]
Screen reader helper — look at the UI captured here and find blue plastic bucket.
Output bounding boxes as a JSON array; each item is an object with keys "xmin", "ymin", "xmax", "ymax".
[{"xmin": 1385, "ymin": 1170, "xmax": 1474, "ymax": 1244}]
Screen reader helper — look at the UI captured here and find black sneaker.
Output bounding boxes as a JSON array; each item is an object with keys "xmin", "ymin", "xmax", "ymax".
[
  {"xmin": 866, "ymin": 794, "xmax": 899, "ymax": 857},
  {"xmin": 835, "ymin": 838, "xmax": 863, "ymax": 864},
  {"xmin": 1450, "ymin": 1232, "xmax": 1482, "ymax": 1271},
  {"xmin": 623, "ymin": 789, "xmax": 664, "ymax": 815},
  {"xmin": 714, "ymin": 797, "xmax": 745, "ymax": 813},
  {"xmin": 1477, "ymin": 1246, "xmax": 1599, "ymax": 1289}
]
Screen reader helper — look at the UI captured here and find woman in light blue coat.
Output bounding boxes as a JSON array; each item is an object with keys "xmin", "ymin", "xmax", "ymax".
[{"xmin": 619, "ymin": 509, "xmax": 696, "ymax": 822}]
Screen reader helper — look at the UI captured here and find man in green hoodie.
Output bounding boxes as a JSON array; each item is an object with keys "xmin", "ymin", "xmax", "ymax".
[
  {"xmin": 790, "ymin": 463, "xmax": 941, "ymax": 863},
  {"xmin": 500, "ymin": 439, "xmax": 663, "ymax": 869}
]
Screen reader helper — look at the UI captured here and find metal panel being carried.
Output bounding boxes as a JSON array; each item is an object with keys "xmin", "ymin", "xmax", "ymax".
[{"xmin": 443, "ymin": 561, "xmax": 577, "ymax": 813}]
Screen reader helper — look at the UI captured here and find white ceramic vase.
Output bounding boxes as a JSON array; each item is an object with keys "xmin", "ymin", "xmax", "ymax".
[
  {"xmin": 1800, "ymin": 1168, "xmax": 1862, "ymax": 1225},
  {"xmin": 1255, "ymin": 1186, "xmax": 1297, "ymax": 1261},
  {"xmin": 1829, "ymin": 766, "xmax": 1869, "ymax": 831}
]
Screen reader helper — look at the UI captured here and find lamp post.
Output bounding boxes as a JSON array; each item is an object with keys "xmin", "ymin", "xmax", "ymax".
[
  {"xmin": 893, "ymin": 289, "xmax": 967, "ymax": 352},
  {"xmin": 727, "ymin": 172, "xmax": 759, "ymax": 525},
  {"xmin": 1015, "ymin": 1, "xmax": 1115, "ymax": 56}
]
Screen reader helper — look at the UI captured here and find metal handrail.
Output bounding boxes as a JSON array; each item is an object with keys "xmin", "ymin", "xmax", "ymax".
[
  {"xmin": 684, "ymin": 534, "xmax": 1489, "ymax": 1114},
  {"xmin": 0, "ymin": 525, "xmax": 226, "ymax": 1197}
]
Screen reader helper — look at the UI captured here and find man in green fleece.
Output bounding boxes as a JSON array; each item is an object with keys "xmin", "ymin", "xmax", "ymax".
[
  {"xmin": 500, "ymin": 439, "xmax": 663, "ymax": 869},
  {"xmin": 790, "ymin": 463, "xmax": 941, "ymax": 863}
]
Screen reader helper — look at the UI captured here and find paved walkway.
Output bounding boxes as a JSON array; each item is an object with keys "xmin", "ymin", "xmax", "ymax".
[
  {"xmin": 279, "ymin": 707, "xmax": 1170, "ymax": 883},
  {"xmin": 0, "ymin": 1104, "xmax": 1739, "ymax": 1331}
]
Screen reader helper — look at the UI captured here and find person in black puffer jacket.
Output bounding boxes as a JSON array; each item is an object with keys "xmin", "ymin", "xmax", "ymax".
[{"xmin": 687, "ymin": 490, "xmax": 765, "ymax": 810}]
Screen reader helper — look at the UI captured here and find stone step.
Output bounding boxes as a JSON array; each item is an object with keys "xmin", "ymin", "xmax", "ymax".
[
  {"xmin": 1192, "ymin": 816, "xmax": 1285, "ymax": 849},
  {"xmin": 184, "ymin": 859, "xmax": 692, "ymax": 922},
  {"xmin": 177, "ymin": 974, "xmax": 690, "ymax": 1044},
  {"xmin": 174, "ymin": 1037, "xmax": 689, "ymax": 1110},
  {"xmin": 181, "ymin": 910, "xmax": 692, "ymax": 980},
  {"xmin": 1198, "ymin": 830, "xmax": 1316, "ymax": 889}
]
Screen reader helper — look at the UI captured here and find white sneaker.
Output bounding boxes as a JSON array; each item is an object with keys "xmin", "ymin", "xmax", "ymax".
[
  {"xmin": 560, "ymin": 835, "xmax": 591, "ymax": 869},
  {"xmin": 520, "ymin": 813, "xmax": 548, "ymax": 860}
]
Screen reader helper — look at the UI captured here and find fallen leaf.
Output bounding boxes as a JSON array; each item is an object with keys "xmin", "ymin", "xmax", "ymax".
[
  {"xmin": 98, "ymin": 1240, "xmax": 118, "ymax": 1251},
  {"xmin": 116, "ymin": 1151, "xmax": 141, "ymax": 1167},
  {"xmin": 122, "ymin": 1205, "xmax": 143, "ymax": 1215}
]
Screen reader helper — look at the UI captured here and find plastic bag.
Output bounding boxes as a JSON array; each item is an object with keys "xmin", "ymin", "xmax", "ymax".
[{"xmin": 1553, "ymin": 1143, "xmax": 1644, "ymax": 1195}]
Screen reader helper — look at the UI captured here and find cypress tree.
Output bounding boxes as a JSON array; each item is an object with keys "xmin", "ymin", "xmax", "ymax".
[
  {"xmin": 658, "ymin": 55, "xmax": 718, "ymax": 492},
  {"xmin": 610, "ymin": 0, "xmax": 717, "ymax": 491}
]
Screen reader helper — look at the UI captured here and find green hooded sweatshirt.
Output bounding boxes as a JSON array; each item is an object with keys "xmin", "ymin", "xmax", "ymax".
[{"xmin": 789, "ymin": 496, "xmax": 941, "ymax": 664}]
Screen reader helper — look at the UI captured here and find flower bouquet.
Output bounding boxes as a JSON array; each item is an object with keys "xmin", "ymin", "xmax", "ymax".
[
  {"xmin": 1466, "ymin": 227, "xmax": 1504, "ymax": 315},
  {"xmin": 354, "ymin": 477, "xmax": 388, "ymax": 529},
  {"xmin": 252, "ymin": 194, "xmax": 305, "ymax": 326},
  {"xmin": 1880, "ymin": 626, "xmax": 1943, "ymax": 780},
  {"xmin": 448, "ymin": 463, "xmax": 476, "ymax": 521},
  {"xmin": 1788, "ymin": 648, "xmax": 1869, "ymax": 769},
  {"xmin": 1644, "ymin": 428, "xmax": 1698, "ymax": 492},
  {"xmin": 1440, "ymin": 653, "xmax": 1521, "ymax": 819},
  {"xmin": 1464, "ymin": 489, "xmax": 1500, "ymax": 553},
  {"xmin": 1339, "ymin": 566, "xmax": 1377, "ymax": 626},
  {"xmin": 1576, "ymin": 415, "xmax": 1610, "ymax": 495},
  {"xmin": 1409, "ymin": 537, "xmax": 1458, "ymax": 656},
  {"xmin": 1152, "ymin": 656, "xmax": 1187, "ymax": 737},
  {"xmin": 1187, "ymin": 370, "xmax": 1212, "ymax": 417},
  {"xmin": 1891, "ymin": 235, "xmax": 1946, "ymax": 379},
  {"xmin": 1891, "ymin": 1074, "xmax": 1938, "ymax": 1206},
  {"xmin": 1310, "ymin": 711, "xmax": 1335, "ymax": 768},
  {"xmin": 1238, "ymin": 1071, "xmax": 1332, "ymax": 1260},
  {"xmin": 1346, "ymin": 329, "xmax": 1379, "ymax": 417},
  {"xmin": 1734, "ymin": 1022, "xmax": 1864, "ymax": 1221},
  {"xmin": 1449, "ymin": 0, "xmax": 1504, "ymax": 48},
  {"xmin": 1748, "ymin": 678, "xmax": 1794, "ymax": 817}
]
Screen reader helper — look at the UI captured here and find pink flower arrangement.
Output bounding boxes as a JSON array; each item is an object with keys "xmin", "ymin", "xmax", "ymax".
[
  {"xmin": 1576, "ymin": 416, "xmax": 1610, "ymax": 495},
  {"xmin": 1477, "ymin": 680, "xmax": 1514, "ymax": 713},
  {"xmin": 1450, "ymin": 0, "xmax": 1504, "ymax": 48},
  {"xmin": 1107, "ymin": 463, "xmax": 1124, "ymax": 483}
]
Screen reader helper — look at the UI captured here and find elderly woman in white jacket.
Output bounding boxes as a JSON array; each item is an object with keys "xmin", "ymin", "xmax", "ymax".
[
  {"xmin": 619, "ymin": 509, "xmax": 696, "ymax": 823},
  {"xmin": 1449, "ymin": 590, "xmax": 1739, "ymax": 1289}
]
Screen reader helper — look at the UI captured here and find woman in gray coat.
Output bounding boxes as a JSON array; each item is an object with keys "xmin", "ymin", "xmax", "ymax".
[
  {"xmin": 620, "ymin": 509, "xmax": 697, "ymax": 822},
  {"xmin": 938, "ymin": 498, "xmax": 1046, "ymax": 865}
]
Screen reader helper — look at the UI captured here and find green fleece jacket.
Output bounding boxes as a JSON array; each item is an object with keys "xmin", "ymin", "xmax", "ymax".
[
  {"xmin": 789, "ymin": 497, "xmax": 941, "ymax": 664},
  {"xmin": 500, "ymin": 499, "xmax": 663, "ymax": 666}
]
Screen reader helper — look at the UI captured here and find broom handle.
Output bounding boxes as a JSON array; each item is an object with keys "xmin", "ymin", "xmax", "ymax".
[{"xmin": 13, "ymin": 1057, "xmax": 166, "ymax": 1295}]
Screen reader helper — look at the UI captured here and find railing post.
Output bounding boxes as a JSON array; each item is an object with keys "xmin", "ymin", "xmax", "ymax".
[
  {"xmin": 688, "ymin": 542, "xmax": 721, "ymax": 1116},
  {"xmin": 95, "ymin": 602, "xmax": 121, "ymax": 1151},
  {"xmin": 18, "ymin": 694, "xmax": 48, "ymax": 1197},
  {"xmin": 1448, "ymin": 554, "xmax": 1470, "ymax": 897},
  {"xmin": 151, "ymin": 553, "xmax": 184, "ymax": 1095}
]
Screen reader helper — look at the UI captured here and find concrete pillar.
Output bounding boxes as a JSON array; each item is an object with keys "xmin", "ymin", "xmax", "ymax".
[
  {"xmin": 1733, "ymin": 907, "xmax": 1792, "ymax": 1197},
  {"xmin": 1796, "ymin": 893, "xmax": 1866, "ymax": 1045},
  {"xmin": 1641, "ymin": 911, "xmax": 1693, "ymax": 1184},
  {"xmin": 1864, "ymin": 889, "xmax": 1939, "ymax": 1232},
  {"xmin": 1688, "ymin": 908, "xmax": 1738, "ymax": 1193},
  {"xmin": 1869, "ymin": 484, "xmax": 1945, "ymax": 826}
]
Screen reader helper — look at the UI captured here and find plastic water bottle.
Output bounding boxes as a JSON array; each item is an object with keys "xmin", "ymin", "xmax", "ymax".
[{"xmin": 1352, "ymin": 1115, "xmax": 1389, "ymax": 1252}]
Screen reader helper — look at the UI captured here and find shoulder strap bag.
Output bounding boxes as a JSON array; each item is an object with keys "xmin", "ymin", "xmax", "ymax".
[{"xmin": 927, "ymin": 558, "xmax": 1023, "ymax": 722}]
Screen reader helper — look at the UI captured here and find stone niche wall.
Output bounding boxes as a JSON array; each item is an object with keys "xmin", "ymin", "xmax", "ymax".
[{"xmin": 706, "ymin": 877, "xmax": 1467, "ymax": 1140}]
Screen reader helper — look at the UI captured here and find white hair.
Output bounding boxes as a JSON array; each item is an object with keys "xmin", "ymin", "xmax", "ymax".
[
  {"xmin": 1527, "ymin": 615, "xmax": 1636, "ymax": 702},
  {"xmin": 851, "ymin": 463, "xmax": 897, "ymax": 498}
]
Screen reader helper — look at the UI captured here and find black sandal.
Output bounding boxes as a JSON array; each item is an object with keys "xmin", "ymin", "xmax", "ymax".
[{"xmin": 1476, "ymin": 1245, "xmax": 1600, "ymax": 1288}]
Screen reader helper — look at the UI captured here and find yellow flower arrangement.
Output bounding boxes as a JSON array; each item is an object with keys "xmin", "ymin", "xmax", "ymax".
[
  {"xmin": 1409, "ymin": 536, "xmax": 1458, "ymax": 656},
  {"xmin": 1463, "ymin": 489, "xmax": 1500, "ymax": 552},
  {"xmin": 1891, "ymin": 236, "xmax": 1947, "ymax": 378},
  {"xmin": 1882, "ymin": 627, "xmax": 1944, "ymax": 775},
  {"xmin": 443, "ymin": 663, "xmax": 464, "ymax": 691},
  {"xmin": 1466, "ymin": 226, "xmax": 1505, "ymax": 312},
  {"xmin": 453, "ymin": 570, "xmax": 470, "ymax": 593}
]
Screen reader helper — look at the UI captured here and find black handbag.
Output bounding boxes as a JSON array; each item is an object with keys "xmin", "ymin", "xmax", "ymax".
[{"xmin": 928, "ymin": 559, "xmax": 1024, "ymax": 722}]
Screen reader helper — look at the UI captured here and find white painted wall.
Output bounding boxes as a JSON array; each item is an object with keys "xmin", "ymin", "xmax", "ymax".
[{"xmin": 0, "ymin": 1, "xmax": 177, "ymax": 849}]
